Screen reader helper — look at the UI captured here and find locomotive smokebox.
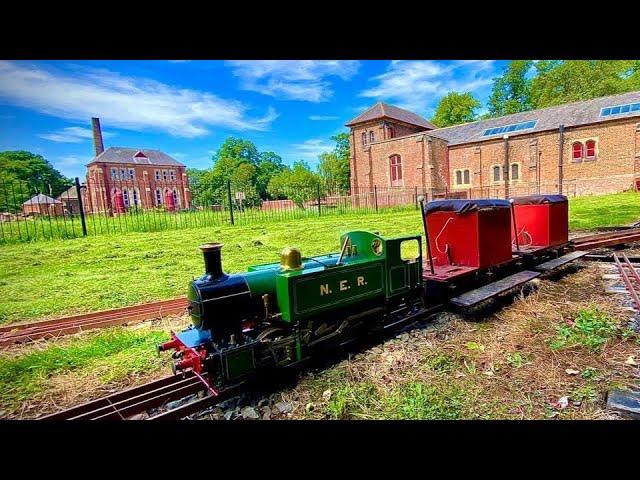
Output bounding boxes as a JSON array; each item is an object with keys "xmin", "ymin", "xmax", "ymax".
[{"xmin": 199, "ymin": 243, "xmax": 225, "ymax": 280}]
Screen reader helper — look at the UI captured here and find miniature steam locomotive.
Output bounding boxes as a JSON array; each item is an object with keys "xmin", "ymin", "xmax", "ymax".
[{"xmin": 159, "ymin": 194, "xmax": 579, "ymax": 391}]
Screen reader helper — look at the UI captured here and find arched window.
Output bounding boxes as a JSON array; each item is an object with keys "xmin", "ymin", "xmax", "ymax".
[
  {"xmin": 463, "ymin": 169, "xmax": 470, "ymax": 185},
  {"xmin": 123, "ymin": 189, "xmax": 130, "ymax": 207},
  {"xmin": 511, "ymin": 163, "xmax": 520, "ymax": 181},
  {"xmin": 572, "ymin": 142, "xmax": 583, "ymax": 162},
  {"xmin": 361, "ymin": 132, "xmax": 367, "ymax": 146},
  {"xmin": 389, "ymin": 155, "xmax": 403, "ymax": 186},
  {"xmin": 155, "ymin": 188, "xmax": 162, "ymax": 205},
  {"xmin": 585, "ymin": 140, "xmax": 596, "ymax": 160},
  {"xmin": 492, "ymin": 165, "xmax": 502, "ymax": 182},
  {"xmin": 172, "ymin": 188, "xmax": 179, "ymax": 206},
  {"xmin": 132, "ymin": 188, "xmax": 140, "ymax": 207},
  {"xmin": 369, "ymin": 131, "xmax": 375, "ymax": 143},
  {"xmin": 456, "ymin": 170, "xmax": 463, "ymax": 185},
  {"xmin": 388, "ymin": 125, "xmax": 395, "ymax": 139}
]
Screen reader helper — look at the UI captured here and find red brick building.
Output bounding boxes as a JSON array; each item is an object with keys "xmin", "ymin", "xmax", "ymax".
[
  {"xmin": 347, "ymin": 92, "xmax": 640, "ymax": 198},
  {"xmin": 85, "ymin": 118, "xmax": 191, "ymax": 213}
]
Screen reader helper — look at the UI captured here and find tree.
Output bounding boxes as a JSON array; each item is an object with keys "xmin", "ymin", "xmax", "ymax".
[
  {"xmin": 487, "ymin": 60, "xmax": 534, "ymax": 117},
  {"xmin": 267, "ymin": 161, "xmax": 320, "ymax": 207},
  {"xmin": 255, "ymin": 151, "xmax": 285, "ymax": 199},
  {"xmin": 0, "ymin": 151, "xmax": 72, "ymax": 211},
  {"xmin": 530, "ymin": 60, "xmax": 640, "ymax": 108},
  {"xmin": 317, "ymin": 132, "xmax": 351, "ymax": 194},
  {"xmin": 431, "ymin": 92, "xmax": 481, "ymax": 127}
]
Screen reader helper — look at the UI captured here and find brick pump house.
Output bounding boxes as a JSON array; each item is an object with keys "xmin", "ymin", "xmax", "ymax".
[
  {"xmin": 85, "ymin": 118, "xmax": 191, "ymax": 213},
  {"xmin": 347, "ymin": 91, "xmax": 640, "ymax": 198}
]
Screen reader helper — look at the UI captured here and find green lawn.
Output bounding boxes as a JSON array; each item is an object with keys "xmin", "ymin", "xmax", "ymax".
[
  {"xmin": 569, "ymin": 191, "xmax": 639, "ymax": 230},
  {"xmin": 0, "ymin": 192, "xmax": 637, "ymax": 324}
]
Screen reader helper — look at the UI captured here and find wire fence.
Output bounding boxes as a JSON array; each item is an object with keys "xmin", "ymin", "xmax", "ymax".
[{"xmin": 0, "ymin": 177, "xmax": 579, "ymax": 244}]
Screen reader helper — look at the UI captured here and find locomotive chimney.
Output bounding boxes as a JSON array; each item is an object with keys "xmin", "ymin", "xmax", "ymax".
[
  {"xmin": 91, "ymin": 117, "xmax": 105, "ymax": 157},
  {"xmin": 199, "ymin": 243, "xmax": 225, "ymax": 279}
]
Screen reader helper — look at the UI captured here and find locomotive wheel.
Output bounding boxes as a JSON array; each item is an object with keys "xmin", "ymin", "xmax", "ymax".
[{"xmin": 256, "ymin": 327, "xmax": 285, "ymax": 343}]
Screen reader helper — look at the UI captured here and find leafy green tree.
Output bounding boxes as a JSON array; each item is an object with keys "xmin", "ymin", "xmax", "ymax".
[
  {"xmin": 487, "ymin": 60, "xmax": 534, "ymax": 117},
  {"xmin": 431, "ymin": 92, "xmax": 481, "ymax": 127},
  {"xmin": 0, "ymin": 151, "xmax": 72, "ymax": 211},
  {"xmin": 530, "ymin": 60, "xmax": 640, "ymax": 108},
  {"xmin": 316, "ymin": 132, "xmax": 351, "ymax": 194},
  {"xmin": 255, "ymin": 151, "xmax": 285, "ymax": 199},
  {"xmin": 186, "ymin": 167, "xmax": 218, "ymax": 207},
  {"xmin": 267, "ymin": 161, "xmax": 320, "ymax": 207},
  {"xmin": 318, "ymin": 152, "xmax": 350, "ymax": 194},
  {"xmin": 230, "ymin": 162, "xmax": 260, "ymax": 208}
]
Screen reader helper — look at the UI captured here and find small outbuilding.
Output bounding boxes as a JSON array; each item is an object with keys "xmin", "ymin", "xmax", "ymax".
[{"xmin": 22, "ymin": 194, "xmax": 63, "ymax": 216}]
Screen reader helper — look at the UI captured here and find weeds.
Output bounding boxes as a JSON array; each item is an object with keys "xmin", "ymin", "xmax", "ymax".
[
  {"xmin": 505, "ymin": 352, "xmax": 526, "ymax": 368},
  {"xmin": 549, "ymin": 307, "xmax": 620, "ymax": 352}
]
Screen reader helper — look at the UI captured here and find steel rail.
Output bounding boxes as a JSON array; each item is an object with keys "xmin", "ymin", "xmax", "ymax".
[
  {"xmin": 0, "ymin": 298, "xmax": 187, "ymax": 347},
  {"xmin": 612, "ymin": 254, "xmax": 640, "ymax": 311}
]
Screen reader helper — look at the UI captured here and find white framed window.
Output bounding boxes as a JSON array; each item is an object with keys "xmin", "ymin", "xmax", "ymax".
[
  {"xmin": 132, "ymin": 188, "xmax": 139, "ymax": 207},
  {"xmin": 155, "ymin": 188, "xmax": 162, "ymax": 205},
  {"xmin": 369, "ymin": 131, "xmax": 375, "ymax": 143},
  {"xmin": 111, "ymin": 168, "xmax": 118, "ymax": 180},
  {"xmin": 361, "ymin": 132, "xmax": 367, "ymax": 146},
  {"xmin": 120, "ymin": 169, "xmax": 127, "ymax": 180},
  {"xmin": 172, "ymin": 188, "xmax": 179, "ymax": 206},
  {"xmin": 170, "ymin": 170, "xmax": 176, "ymax": 181},
  {"xmin": 155, "ymin": 170, "xmax": 161, "ymax": 181},
  {"xmin": 163, "ymin": 170, "xmax": 168, "ymax": 181},
  {"xmin": 123, "ymin": 189, "xmax": 130, "ymax": 207},
  {"xmin": 128, "ymin": 168, "xmax": 136, "ymax": 180},
  {"xmin": 454, "ymin": 169, "xmax": 471, "ymax": 187}
]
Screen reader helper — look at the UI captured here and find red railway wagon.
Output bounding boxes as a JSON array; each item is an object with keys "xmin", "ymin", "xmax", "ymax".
[
  {"xmin": 422, "ymin": 199, "xmax": 514, "ymax": 282},
  {"xmin": 511, "ymin": 194, "xmax": 569, "ymax": 254}
]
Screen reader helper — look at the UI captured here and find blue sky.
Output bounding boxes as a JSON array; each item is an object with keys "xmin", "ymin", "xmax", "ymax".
[{"xmin": 0, "ymin": 60, "xmax": 508, "ymax": 179}]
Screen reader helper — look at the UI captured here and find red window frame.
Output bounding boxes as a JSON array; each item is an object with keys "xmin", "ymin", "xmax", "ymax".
[
  {"xmin": 388, "ymin": 126, "xmax": 395, "ymax": 139},
  {"xmin": 572, "ymin": 142, "xmax": 583, "ymax": 161},
  {"xmin": 585, "ymin": 140, "xmax": 596, "ymax": 159},
  {"xmin": 390, "ymin": 155, "xmax": 402, "ymax": 186}
]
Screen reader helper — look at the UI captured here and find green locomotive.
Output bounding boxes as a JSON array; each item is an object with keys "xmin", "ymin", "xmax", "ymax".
[{"xmin": 158, "ymin": 231, "xmax": 428, "ymax": 389}]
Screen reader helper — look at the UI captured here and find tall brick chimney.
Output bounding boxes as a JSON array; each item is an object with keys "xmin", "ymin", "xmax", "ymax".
[{"xmin": 91, "ymin": 117, "xmax": 105, "ymax": 157}]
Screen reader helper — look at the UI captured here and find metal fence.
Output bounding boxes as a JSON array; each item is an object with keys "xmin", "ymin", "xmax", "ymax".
[{"xmin": 0, "ymin": 177, "xmax": 579, "ymax": 244}]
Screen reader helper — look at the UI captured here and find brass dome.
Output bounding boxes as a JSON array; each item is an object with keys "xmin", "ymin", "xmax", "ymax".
[{"xmin": 280, "ymin": 246, "xmax": 303, "ymax": 271}]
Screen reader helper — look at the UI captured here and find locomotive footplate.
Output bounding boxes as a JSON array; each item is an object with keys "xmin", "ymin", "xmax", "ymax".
[{"xmin": 533, "ymin": 250, "xmax": 588, "ymax": 272}]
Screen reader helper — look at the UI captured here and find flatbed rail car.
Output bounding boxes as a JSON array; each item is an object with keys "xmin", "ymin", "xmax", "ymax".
[{"xmin": 155, "ymin": 194, "xmax": 589, "ymax": 393}]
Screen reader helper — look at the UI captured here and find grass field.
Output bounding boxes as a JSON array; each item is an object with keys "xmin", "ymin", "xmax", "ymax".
[{"xmin": 0, "ymin": 192, "xmax": 637, "ymax": 324}]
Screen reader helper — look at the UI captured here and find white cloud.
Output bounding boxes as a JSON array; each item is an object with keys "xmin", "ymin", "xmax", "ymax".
[
  {"xmin": 56, "ymin": 155, "xmax": 84, "ymax": 167},
  {"xmin": 360, "ymin": 60, "xmax": 496, "ymax": 116},
  {"xmin": 290, "ymin": 139, "xmax": 334, "ymax": 162},
  {"xmin": 170, "ymin": 152, "xmax": 186, "ymax": 159},
  {"xmin": 309, "ymin": 115, "xmax": 339, "ymax": 121},
  {"xmin": 226, "ymin": 60, "xmax": 360, "ymax": 102},
  {"xmin": 40, "ymin": 126, "xmax": 115, "ymax": 143},
  {"xmin": 0, "ymin": 61, "xmax": 278, "ymax": 138}
]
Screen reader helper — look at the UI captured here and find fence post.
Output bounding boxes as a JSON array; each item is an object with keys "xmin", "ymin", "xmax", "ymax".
[
  {"xmin": 374, "ymin": 185, "xmax": 378, "ymax": 213},
  {"xmin": 75, "ymin": 177, "xmax": 87, "ymax": 237},
  {"xmin": 317, "ymin": 184, "xmax": 321, "ymax": 216},
  {"xmin": 227, "ymin": 180, "xmax": 234, "ymax": 225}
]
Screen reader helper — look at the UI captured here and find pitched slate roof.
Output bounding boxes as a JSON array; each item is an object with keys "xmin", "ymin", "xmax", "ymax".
[
  {"xmin": 57, "ymin": 184, "xmax": 85, "ymax": 200},
  {"xmin": 428, "ymin": 90, "xmax": 640, "ymax": 146},
  {"xmin": 23, "ymin": 194, "xmax": 61, "ymax": 205},
  {"xmin": 346, "ymin": 102, "xmax": 436, "ymax": 130},
  {"xmin": 87, "ymin": 147, "xmax": 185, "ymax": 167}
]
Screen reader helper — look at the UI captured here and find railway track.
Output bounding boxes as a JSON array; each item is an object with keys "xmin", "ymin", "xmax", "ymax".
[
  {"xmin": 612, "ymin": 253, "xmax": 640, "ymax": 311},
  {"xmin": 41, "ymin": 372, "xmax": 244, "ymax": 420},
  {"xmin": 0, "ymin": 297, "xmax": 188, "ymax": 347},
  {"xmin": 572, "ymin": 227, "xmax": 640, "ymax": 251}
]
